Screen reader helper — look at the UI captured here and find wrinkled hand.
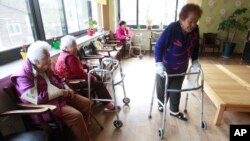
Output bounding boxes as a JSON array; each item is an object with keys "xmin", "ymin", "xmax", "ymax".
[
  {"xmin": 156, "ymin": 62, "xmax": 166, "ymax": 77},
  {"xmin": 62, "ymin": 89, "xmax": 74, "ymax": 98},
  {"xmin": 92, "ymin": 76, "xmax": 97, "ymax": 81},
  {"xmin": 192, "ymin": 60, "xmax": 201, "ymax": 69},
  {"xmin": 126, "ymin": 36, "xmax": 130, "ymax": 41}
]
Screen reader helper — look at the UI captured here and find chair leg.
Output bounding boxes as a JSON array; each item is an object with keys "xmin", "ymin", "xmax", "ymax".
[{"xmin": 150, "ymin": 45, "xmax": 152, "ymax": 56}]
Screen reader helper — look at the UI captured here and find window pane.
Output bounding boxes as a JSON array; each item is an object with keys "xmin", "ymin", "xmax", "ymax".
[
  {"xmin": 64, "ymin": 0, "xmax": 79, "ymax": 33},
  {"xmin": 120, "ymin": 0, "xmax": 136, "ymax": 25},
  {"xmin": 139, "ymin": 0, "xmax": 180, "ymax": 26},
  {"xmin": 76, "ymin": 0, "xmax": 89, "ymax": 30},
  {"xmin": 91, "ymin": 0, "xmax": 98, "ymax": 25},
  {"xmin": 64, "ymin": 0, "xmax": 89, "ymax": 33},
  {"xmin": 39, "ymin": 0, "xmax": 66, "ymax": 39},
  {"xmin": 0, "ymin": 0, "xmax": 35, "ymax": 52}
]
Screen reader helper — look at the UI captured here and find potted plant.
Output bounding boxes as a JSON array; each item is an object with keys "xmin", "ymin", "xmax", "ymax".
[
  {"xmin": 218, "ymin": 8, "xmax": 250, "ymax": 58},
  {"xmin": 52, "ymin": 37, "xmax": 60, "ymax": 49},
  {"xmin": 146, "ymin": 17, "xmax": 153, "ymax": 30},
  {"xmin": 87, "ymin": 18, "xmax": 97, "ymax": 36}
]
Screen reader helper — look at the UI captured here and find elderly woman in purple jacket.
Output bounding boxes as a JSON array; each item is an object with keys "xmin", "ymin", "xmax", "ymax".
[{"xmin": 11, "ymin": 41, "xmax": 91, "ymax": 141}]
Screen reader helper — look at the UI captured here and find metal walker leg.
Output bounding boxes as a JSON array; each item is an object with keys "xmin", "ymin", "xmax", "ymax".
[{"xmin": 149, "ymin": 68, "xmax": 207, "ymax": 139}]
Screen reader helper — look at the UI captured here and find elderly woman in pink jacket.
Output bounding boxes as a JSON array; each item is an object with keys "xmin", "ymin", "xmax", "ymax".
[
  {"xmin": 11, "ymin": 41, "xmax": 91, "ymax": 141},
  {"xmin": 115, "ymin": 20, "xmax": 130, "ymax": 42}
]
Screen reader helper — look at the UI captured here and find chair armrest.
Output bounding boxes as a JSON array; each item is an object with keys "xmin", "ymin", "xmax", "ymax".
[
  {"xmin": 0, "ymin": 108, "xmax": 50, "ymax": 116},
  {"xmin": 107, "ymin": 40, "xmax": 120, "ymax": 43},
  {"xmin": 103, "ymin": 44, "xmax": 117, "ymax": 47},
  {"xmin": 82, "ymin": 55, "xmax": 105, "ymax": 60},
  {"xmin": 97, "ymin": 48, "xmax": 114, "ymax": 52},
  {"xmin": 67, "ymin": 79, "xmax": 86, "ymax": 84},
  {"xmin": 17, "ymin": 103, "xmax": 56, "ymax": 111}
]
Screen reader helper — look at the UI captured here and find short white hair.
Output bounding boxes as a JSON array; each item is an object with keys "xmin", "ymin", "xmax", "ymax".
[
  {"xmin": 60, "ymin": 35, "xmax": 76, "ymax": 50},
  {"xmin": 27, "ymin": 41, "xmax": 51, "ymax": 64}
]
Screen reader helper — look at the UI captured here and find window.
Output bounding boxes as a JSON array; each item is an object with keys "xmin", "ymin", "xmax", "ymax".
[
  {"xmin": 7, "ymin": 23, "xmax": 22, "ymax": 35},
  {"xmin": 39, "ymin": 0, "xmax": 66, "ymax": 39},
  {"xmin": 139, "ymin": 0, "xmax": 177, "ymax": 26},
  {"xmin": 91, "ymin": 0, "xmax": 98, "ymax": 24},
  {"xmin": 0, "ymin": 0, "xmax": 94, "ymax": 65},
  {"xmin": 120, "ymin": 0, "xmax": 137, "ymax": 25},
  {"xmin": 0, "ymin": 0, "xmax": 35, "ymax": 52},
  {"xmin": 64, "ymin": 0, "xmax": 89, "ymax": 33},
  {"xmin": 119, "ymin": 0, "xmax": 186, "ymax": 27},
  {"xmin": 76, "ymin": 0, "xmax": 89, "ymax": 30}
]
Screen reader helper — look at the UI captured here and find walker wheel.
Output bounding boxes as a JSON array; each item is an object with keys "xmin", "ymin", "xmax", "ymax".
[
  {"xmin": 139, "ymin": 55, "xmax": 143, "ymax": 59},
  {"xmin": 201, "ymin": 121, "xmax": 207, "ymax": 130},
  {"xmin": 123, "ymin": 97, "xmax": 130, "ymax": 104},
  {"xmin": 158, "ymin": 128, "xmax": 164, "ymax": 139},
  {"xmin": 113, "ymin": 120, "xmax": 123, "ymax": 128},
  {"xmin": 184, "ymin": 109, "xmax": 187, "ymax": 113},
  {"xmin": 148, "ymin": 115, "xmax": 152, "ymax": 119}
]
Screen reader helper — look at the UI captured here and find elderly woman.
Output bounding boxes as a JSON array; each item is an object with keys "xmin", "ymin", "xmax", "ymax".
[
  {"xmin": 55, "ymin": 35, "xmax": 116, "ymax": 112},
  {"xmin": 11, "ymin": 41, "xmax": 91, "ymax": 141},
  {"xmin": 155, "ymin": 3, "xmax": 203, "ymax": 121},
  {"xmin": 115, "ymin": 20, "xmax": 130, "ymax": 43}
]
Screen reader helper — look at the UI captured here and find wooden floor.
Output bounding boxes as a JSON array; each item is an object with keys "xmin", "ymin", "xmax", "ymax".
[{"xmin": 88, "ymin": 55, "xmax": 250, "ymax": 141}]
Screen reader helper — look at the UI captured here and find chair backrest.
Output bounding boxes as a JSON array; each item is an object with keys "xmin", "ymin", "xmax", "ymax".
[
  {"xmin": 3, "ymin": 83, "xmax": 20, "ymax": 104},
  {"xmin": 132, "ymin": 33, "xmax": 144, "ymax": 46},
  {"xmin": 203, "ymin": 33, "xmax": 217, "ymax": 45},
  {"xmin": 151, "ymin": 31, "xmax": 162, "ymax": 42},
  {"xmin": 79, "ymin": 42, "xmax": 97, "ymax": 58},
  {"xmin": 104, "ymin": 31, "xmax": 116, "ymax": 41}
]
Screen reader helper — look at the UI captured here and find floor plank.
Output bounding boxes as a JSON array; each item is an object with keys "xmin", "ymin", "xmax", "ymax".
[{"xmin": 89, "ymin": 55, "xmax": 250, "ymax": 141}]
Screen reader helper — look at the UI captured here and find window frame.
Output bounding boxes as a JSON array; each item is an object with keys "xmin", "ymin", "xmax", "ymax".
[
  {"xmin": 0, "ymin": 0, "xmax": 93, "ymax": 65},
  {"xmin": 118, "ymin": 0, "xmax": 179, "ymax": 29}
]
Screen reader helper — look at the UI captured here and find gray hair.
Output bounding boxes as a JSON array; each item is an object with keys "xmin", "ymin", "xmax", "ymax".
[
  {"xmin": 27, "ymin": 41, "xmax": 51, "ymax": 64},
  {"xmin": 60, "ymin": 35, "xmax": 76, "ymax": 50}
]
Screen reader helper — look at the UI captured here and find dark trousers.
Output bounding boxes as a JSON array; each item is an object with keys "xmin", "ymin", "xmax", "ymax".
[
  {"xmin": 156, "ymin": 74, "xmax": 185, "ymax": 112},
  {"xmin": 80, "ymin": 74, "xmax": 112, "ymax": 105},
  {"xmin": 90, "ymin": 74, "xmax": 112, "ymax": 105}
]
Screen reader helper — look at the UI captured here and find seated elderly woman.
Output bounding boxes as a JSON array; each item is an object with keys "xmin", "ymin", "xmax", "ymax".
[
  {"xmin": 115, "ymin": 20, "xmax": 130, "ymax": 45},
  {"xmin": 11, "ymin": 41, "xmax": 91, "ymax": 141},
  {"xmin": 55, "ymin": 35, "xmax": 117, "ymax": 112}
]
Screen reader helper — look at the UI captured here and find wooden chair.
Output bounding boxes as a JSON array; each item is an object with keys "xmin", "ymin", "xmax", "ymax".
[
  {"xmin": 78, "ymin": 44, "xmax": 105, "ymax": 68},
  {"xmin": 201, "ymin": 33, "xmax": 222, "ymax": 56},
  {"xmin": 0, "ymin": 82, "xmax": 67, "ymax": 141},
  {"xmin": 149, "ymin": 31, "xmax": 162, "ymax": 56}
]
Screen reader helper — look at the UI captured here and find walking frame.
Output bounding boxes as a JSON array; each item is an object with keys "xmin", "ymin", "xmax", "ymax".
[
  {"xmin": 87, "ymin": 58, "xmax": 130, "ymax": 128},
  {"xmin": 148, "ymin": 65, "xmax": 207, "ymax": 139}
]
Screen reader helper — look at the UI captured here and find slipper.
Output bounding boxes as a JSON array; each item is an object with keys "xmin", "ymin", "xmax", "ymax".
[
  {"xmin": 170, "ymin": 112, "xmax": 188, "ymax": 121},
  {"xmin": 158, "ymin": 106, "xmax": 163, "ymax": 112}
]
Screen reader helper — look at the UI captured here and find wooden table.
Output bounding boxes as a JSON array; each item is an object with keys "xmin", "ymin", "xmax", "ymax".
[{"xmin": 203, "ymin": 64, "xmax": 250, "ymax": 125}]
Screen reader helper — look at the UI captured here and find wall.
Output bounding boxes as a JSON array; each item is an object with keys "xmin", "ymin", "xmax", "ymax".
[
  {"xmin": 199, "ymin": 0, "xmax": 250, "ymax": 53},
  {"xmin": 108, "ymin": 0, "xmax": 118, "ymax": 32}
]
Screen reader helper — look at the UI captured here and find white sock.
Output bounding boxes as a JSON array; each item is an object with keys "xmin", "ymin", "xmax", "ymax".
[{"xmin": 170, "ymin": 111, "xmax": 179, "ymax": 115}]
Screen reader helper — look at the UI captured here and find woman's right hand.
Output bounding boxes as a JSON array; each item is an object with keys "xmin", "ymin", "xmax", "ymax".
[{"xmin": 62, "ymin": 89, "xmax": 72, "ymax": 98}]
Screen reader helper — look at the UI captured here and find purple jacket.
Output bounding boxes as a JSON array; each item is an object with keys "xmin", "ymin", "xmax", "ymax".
[{"xmin": 11, "ymin": 59, "xmax": 66, "ymax": 122}]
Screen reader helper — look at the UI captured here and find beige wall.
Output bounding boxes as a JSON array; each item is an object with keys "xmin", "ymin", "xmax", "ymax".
[
  {"xmin": 186, "ymin": 0, "xmax": 202, "ymax": 5},
  {"xmin": 199, "ymin": 0, "xmax": 250, "ymax": 53}
]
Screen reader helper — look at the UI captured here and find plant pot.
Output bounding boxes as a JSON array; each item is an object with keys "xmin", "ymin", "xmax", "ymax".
[
  {"xmin": 52, "ymin": 40, "xmax": 60, "ymax": 49},
  {"xmin": 147, "ymin": 25, "xmax": 152, "ymax": 30},
  {"xmin": 87, "ymin": 29, "xmax": 95, "ymax": 36},
  {"xmin": 222, "ymin": 42, "xmax": 236, "ymax": 58}
]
